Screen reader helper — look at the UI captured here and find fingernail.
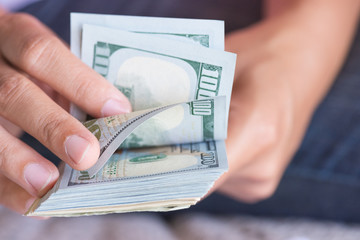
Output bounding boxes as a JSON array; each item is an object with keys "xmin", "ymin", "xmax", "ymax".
[
  {"xmin": 65, "ymin": 135, "xmax": 91, "ymax": 165},
  {"xmin": 24, "ymin": 164, "xmax": 52, "ymax": 192},
  {"xmin": 101, "ymin": 98, "xmax": 131, "ymax": 117}
]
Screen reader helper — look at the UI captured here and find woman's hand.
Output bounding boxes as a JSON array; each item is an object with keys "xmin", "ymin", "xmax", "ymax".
[
  {"xmin": 214, "ymin": 0, "xmax": 360, "ymax": 203},
  {"xmin": 0, "ymin": 9, "xmax": 131, "ymax": 214}
]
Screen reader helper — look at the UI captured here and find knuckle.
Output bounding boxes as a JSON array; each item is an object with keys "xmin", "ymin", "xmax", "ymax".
[
  {"xmin": 257, "ymin": 158, "xmax": 281, "ymax": 181},
  {"xmin": 0, "ymin": 14, "xmax": 8, "ymax": 30},
  {"xmin": 11, "ymin": 13, "xmax": 38, "ymax": 25},
  {"xmin": 246, "ymin": 180, "xmax": 278, "ymax": 203},
  {"xmin": 37, "ymin": 111, "xmax": 68, "ymax": 147},
  {"xmin": 18, "ymin": 33, "xmax": 58, "ymax": 71},
  {"xmin": 0, "ymin": 13, "xmax": 38, "ymax": 36},
  {"xmin": 223, "ymin": 166, "xmax": 279, "ymax": 203},
  {"xmin": 240, "ymin": 166, "xmax": 279, "ymax": 203},
  {"xmin": 257, "ymin": 181, "xmax": 277, "ymax": 201},
  {"xmin": 246, "ymin": 171, "xmax": 276, "ymax": 187},
  {"xmin": 71, "ymin": 74, "xmax": 94, "ymax": 101},
  {"xmin": 0, "ymin": 13, "xmax": 29, "ymax": 27},
  {"xmin": 0, "ymin": 73, "xmax": 30, "ymax": 113}
]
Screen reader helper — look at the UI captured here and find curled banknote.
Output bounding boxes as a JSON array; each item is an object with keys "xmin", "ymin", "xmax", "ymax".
[{"xmin": 84, "ymin": 97, "xmax": 226, "ymax": 177}]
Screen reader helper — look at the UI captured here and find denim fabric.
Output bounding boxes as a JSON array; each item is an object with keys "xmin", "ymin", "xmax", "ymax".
[
  {"xmin": 21, "ymin": 0, "xmax": 261, "ymax": 40},
  {"xmin": 19, "ymin": 0, "xmax": 360, "ymax": 222}
]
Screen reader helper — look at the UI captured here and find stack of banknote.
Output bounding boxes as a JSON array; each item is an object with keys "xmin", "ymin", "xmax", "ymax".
[{"xmin": 26, "ymin": 13, "xmax": 237, "ymax": 217}]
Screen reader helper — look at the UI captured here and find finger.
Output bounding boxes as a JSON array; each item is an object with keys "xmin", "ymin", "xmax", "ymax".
[
  {"xmin": 209, "ymin": 120, "xmax": 278, "ymax": 195},
  {"xmin": 28, "ymin": 76, "xmax": 70, "ymax": 111},
  {"xmin": 0, "ymin": 125, "xmax": 59, "ymax": 197},
  {"xmin": 0, "ymin": 116, "xmax": 22, "ymax": 137},
  {"xmin": 0, "ymin": 174, "xmax": 37, "ymax": 215},
  {"xmin": 210, "ymin": 130, "xmax": 280, "ymax": 200},
  {"xmin": 215, "ymin": 131, "xmax": 291, "ymax": 203},
  {"xmin": 218, "ymin": 174, "xmax": 279, "ymax": 203},
  {"xmin": 0, "ymin": 59, "xmax": 100, "ymax": 170},
  {"xmin": 0, "ymin": 6, "xmax": 6, "ymax": 15},
  {"xmin": 0, "ymin": 13, "xmax": 131, "ymax": 118},
  {"xmin": 219, "ymin": 114, "xmax": 275, "ymax": 180}
]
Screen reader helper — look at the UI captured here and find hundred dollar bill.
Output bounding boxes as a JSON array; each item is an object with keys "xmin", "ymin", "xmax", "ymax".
[
  {"xmin": 84, "ymin": 97, "xmax": 226, "ymax": 177},
  {"xmin": 70, "ymin": 14, "xmax": 225, "ymax": 120},
  {"xmin": 26, "ymin": 140, "xmax": 228, "ymax": 217},
  {"xmin": 81, "ymin": 24, "xmax": 235, "ymax": 113},
  {"xmin": 80, "ymin": 25, "xmax": 235, "ymax": 148}
]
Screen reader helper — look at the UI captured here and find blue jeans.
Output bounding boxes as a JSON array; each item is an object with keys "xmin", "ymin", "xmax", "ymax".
[{"xmin": 20, "ymin": 0, "xmax": 360, "ymax": 222}]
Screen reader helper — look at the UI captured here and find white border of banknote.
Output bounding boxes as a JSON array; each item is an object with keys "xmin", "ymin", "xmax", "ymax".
[{"xmin": 70, "ymin": 12, "xmax": 225, "ymax": 57}]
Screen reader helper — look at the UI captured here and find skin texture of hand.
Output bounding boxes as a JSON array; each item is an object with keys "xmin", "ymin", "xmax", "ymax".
[
  {"xmin": 0, "ymin": 9, "xmax": 132, "ymax": 214},
  {"xmin": 213, "ymin": 0, "xmax": 360, "ymax": 203}
]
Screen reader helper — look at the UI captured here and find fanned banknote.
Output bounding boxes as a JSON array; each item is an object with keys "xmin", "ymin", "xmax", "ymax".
[{"xmin": 26, "ymin": 14, "xmax": 236, "ymax": 217}]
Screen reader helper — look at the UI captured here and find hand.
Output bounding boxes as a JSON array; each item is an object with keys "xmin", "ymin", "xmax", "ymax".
[
  {"xmin": 213, "ymin": 0, "xmax": 360, "ymax": 203},
  {"xmin": 0, "ymin": 10, "xmax": 131, "ymax": 214},
  {"xmin": 216, "ymin": 27, "xmax": 313, "ymax": 203}
]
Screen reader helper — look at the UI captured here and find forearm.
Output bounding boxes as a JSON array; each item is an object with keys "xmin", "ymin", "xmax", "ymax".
[
  {"xmin": 226, "ymin": 0, "xmax": 360, "ymax": 116},
  {"xmin": 264, "ymin": 0, "xmax": 360, "ymax": 110}
]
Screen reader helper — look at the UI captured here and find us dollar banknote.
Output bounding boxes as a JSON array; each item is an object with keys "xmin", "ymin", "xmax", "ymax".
[
  {"xmin": 25, "ymin": 14, "xmax": 236, "ymax": 217},
  {"xmin": 70, "ymin": 13, "xmax": 225, "ymax": 120},
  {"xmin": 84, "ymin": 97, "xmax": 226, "ymax": 177},
  {"xmin": 27, "ymin": 140, "xmax": 228, "ymax": 217},
  {"xmin": 81, "ymin": 24, "xmax": 235, "ymax": 113},
  {"xmin": 80, "ymin": 25, "xmax": 235, "ymax": 149}
]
